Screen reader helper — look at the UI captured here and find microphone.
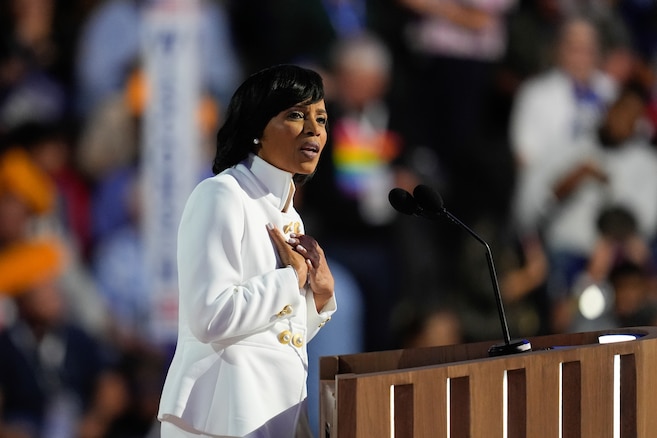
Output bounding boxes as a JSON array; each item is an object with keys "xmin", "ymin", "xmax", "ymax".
[
  {"xmin": 388, "ymin": 187, "xmax": 441, "ymax": 220},
  {"xmin": 388, "ymin": 187, "xmax": 421, "ymax": 216},
  {"xmin": 390, "ymin": 185, "xmax": 532, "ymax": 357}
]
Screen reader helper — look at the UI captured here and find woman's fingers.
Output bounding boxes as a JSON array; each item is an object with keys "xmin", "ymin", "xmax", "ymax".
[
  {"xmin": 289, "ymin": 233, "xmax": 320, "ymax": 268},
  {"xmin": 267, "ymin": 224, "xmax": 305, "ymax": 270},
  {"xmin": 266, "ymin": 223, "xmax": 290, "ymax": 261},
  {"xmin": 288, "ymin": 233, "xmax": 334, "ymax": 296},
  {"xmin": 268, "ymin": 225, "xmax": 334, "ymax": 292}
]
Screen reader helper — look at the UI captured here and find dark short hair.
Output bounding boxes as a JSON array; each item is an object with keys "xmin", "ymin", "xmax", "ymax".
[
  {"xmin": 212, "ymin": 64, "xmax": 325, "ymax": 178},
  {"xmin": 596, "ymin": 205, "xmax": 637, "ymax": 240}
]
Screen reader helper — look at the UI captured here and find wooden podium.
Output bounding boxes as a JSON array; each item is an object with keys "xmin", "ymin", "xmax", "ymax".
[{"xmin": 318, "ymin": 327, "xmax": 657, "ymax": 437}]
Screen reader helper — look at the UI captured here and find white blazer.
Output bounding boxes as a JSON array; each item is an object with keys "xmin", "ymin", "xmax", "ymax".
[{"xmin": 158, "ymin": 154, "xmax": 336, "ymax": 437}]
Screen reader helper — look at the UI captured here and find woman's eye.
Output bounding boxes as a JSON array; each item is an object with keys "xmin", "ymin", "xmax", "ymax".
[
  {"xmin": 316, "ymin": 117, "xmax": 327, "ymax": 125},
  {"xmin": 289, "ymin": 111, "xmax": 304, "ymax": 119}
]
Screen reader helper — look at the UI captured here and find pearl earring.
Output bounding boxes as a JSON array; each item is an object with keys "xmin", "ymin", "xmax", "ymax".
[{"xmin": 253, "ymin": 138, "xmax": 260, "ymax": 145}]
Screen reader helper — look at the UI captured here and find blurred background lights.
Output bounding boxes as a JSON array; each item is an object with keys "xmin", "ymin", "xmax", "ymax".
[{"xmin": 578, "ymin": 284, "xmax": 607, "ymax": 320}]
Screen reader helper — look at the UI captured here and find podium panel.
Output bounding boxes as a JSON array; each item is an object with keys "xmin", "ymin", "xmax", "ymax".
[{"xmin": 319, "ymin": 327, "xmax": 657, "ymax": 438}]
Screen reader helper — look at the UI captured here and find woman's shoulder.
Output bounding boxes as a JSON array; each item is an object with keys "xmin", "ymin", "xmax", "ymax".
[
  {"xmin": 201, "ymin": 169, "xmax": 242, "ymax": 187},
  {"xmin": 188, "ymin": 162, "xmax": 269, "ymax": 206},
  {"xmin": 187, "ymin": 170, "xmax": 244, "ymax": 203}
]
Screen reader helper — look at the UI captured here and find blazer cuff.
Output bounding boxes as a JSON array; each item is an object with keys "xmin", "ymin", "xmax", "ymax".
[{"xmin": 306, "ymin": 291, "xmax": 336, "ymax": 328}]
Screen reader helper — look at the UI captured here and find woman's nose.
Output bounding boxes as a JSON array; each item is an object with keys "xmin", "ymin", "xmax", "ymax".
[{"xmin": 304, "ymin": 118, "xmax": 322, "ymax": 136}]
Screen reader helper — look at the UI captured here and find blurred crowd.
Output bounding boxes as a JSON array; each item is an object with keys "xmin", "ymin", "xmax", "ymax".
[{"xmin": 0, "ymin": 0, "xmax": 656, "ymax": 436}]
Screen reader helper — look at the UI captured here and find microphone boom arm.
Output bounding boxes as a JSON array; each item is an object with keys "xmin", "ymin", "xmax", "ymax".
[{"xmin": 440, "ymin": 208, "xmax": 512, "ymax": 346}]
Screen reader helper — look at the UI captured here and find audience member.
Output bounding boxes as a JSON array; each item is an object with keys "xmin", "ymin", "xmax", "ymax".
[
  {"xmin": 0, "ymin": 0, "xmax": 92, "ymax": 92},
  {"xmin": 595, "ymin": 81, "xmax": 657, "ymax": 249},
  {"xmin": 607, "ymin": 260, "xmax": 657, "ymax": 328},
  {"xmin": 0, "ymin": 242, "xmax": 128, "ymax": 438},
  {"xmin": 496, "ymin": 0, "xmax": 635, "ymax": 120},
  {"xmin": 510, "ymin": 18, "xmax": 617, "ymax": 310},
  {"xmin": 0, "ymin": 37, "xmax": 67, "ymax": 133},
  {"xmin": 3, "ymin": 121, "xmax": 92, "ymax": 258},
  {"xmin": 588, "ymin": 207, "xmax": 653, "ymax": 284}
]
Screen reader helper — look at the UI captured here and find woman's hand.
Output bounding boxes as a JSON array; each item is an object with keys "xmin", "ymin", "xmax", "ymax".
[
  {"xmin": 266, "ymin": 223, "xmax": 335, "ymax": 311},
  {"xmin": 267, "ymin": 224, "xmax": 308, "ymax": 289},
  {"xmin": 287, "ymin": 232, "xmax": 335, "ymax": 312}
]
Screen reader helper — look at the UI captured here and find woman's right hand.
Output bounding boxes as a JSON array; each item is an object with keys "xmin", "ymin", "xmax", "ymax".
[{"xmin": 267, "ymin": 223, "xmax": 308, "ymax": 289}]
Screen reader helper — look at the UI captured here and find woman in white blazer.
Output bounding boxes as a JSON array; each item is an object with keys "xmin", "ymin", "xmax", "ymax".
[{"xmin": 158, "ymin": 65, "xmax": 337, "ymax": 437}]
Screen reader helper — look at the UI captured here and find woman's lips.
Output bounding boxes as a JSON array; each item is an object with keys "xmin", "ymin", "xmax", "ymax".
[{"xmin": 300, "ymin": 142, "xmax": 320, "ymax": 159}]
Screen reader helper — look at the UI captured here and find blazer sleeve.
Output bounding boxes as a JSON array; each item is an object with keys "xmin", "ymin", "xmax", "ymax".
[
  {"xmin": 177, "ymin": 178, "xmax": 305, "ymax": 344},
  {"xmin": 305, "ymin": 290, "xmax": 337, "ymax": 343}
]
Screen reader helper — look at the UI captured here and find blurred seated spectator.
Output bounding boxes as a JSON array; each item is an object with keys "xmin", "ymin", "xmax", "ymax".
[
  {"xmin": 0, "ymin": 147, "xmax": 55, "ymax": 241},
  {"xmin": 0, "ymin": 241, "xmax": 129, "ymax": 438},
  {"xmin": 607, "ymin": 261, "xmax": 657, "ymax": 328},
  {"xmin": 3, "ymin": 121, "xmax": 92, "ymax": 259},
  {"xmin": 0, "ymin": 0, "xmax": 80, "ymax": 133},
  {"xmin": 0, "ymin": 145, "xmax": 107, "ymax": 337},
  {"xmin": 0, "ymin": 238, "xmax": 62, "ymax": 301},
  {"xmin": 594, "ymin": 80, "xmax": 657, "ymax": 252},
  {"xmin": 585, "ymin": 206, "xmax": 652, "ymax": 287},
  {"xmin": 75, "ymin": 64, "xmax": 141, "ymax": 186},
  {"xmin": 0, "ymin": 0, "xmax": 91, "ymax": 93}
]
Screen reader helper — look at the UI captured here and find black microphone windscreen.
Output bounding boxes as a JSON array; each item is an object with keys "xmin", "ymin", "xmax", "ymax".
[
  {"xmin": 413, "ymin": 184, "xmax": 444, "ymax": 214},
  {"xmin": 388, "ymin": 188, "xmax": 418, "ymax": 216}
]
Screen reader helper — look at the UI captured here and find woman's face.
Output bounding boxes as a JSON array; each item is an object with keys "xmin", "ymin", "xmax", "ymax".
[{"xmin": 257, "ymin": 99, "xmax": 328, "ymax": 175}]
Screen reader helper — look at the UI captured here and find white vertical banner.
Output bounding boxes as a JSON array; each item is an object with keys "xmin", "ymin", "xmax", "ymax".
[{"xmin": 141, "ymin": 0, "xmax": 202, "ymax": 343}]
